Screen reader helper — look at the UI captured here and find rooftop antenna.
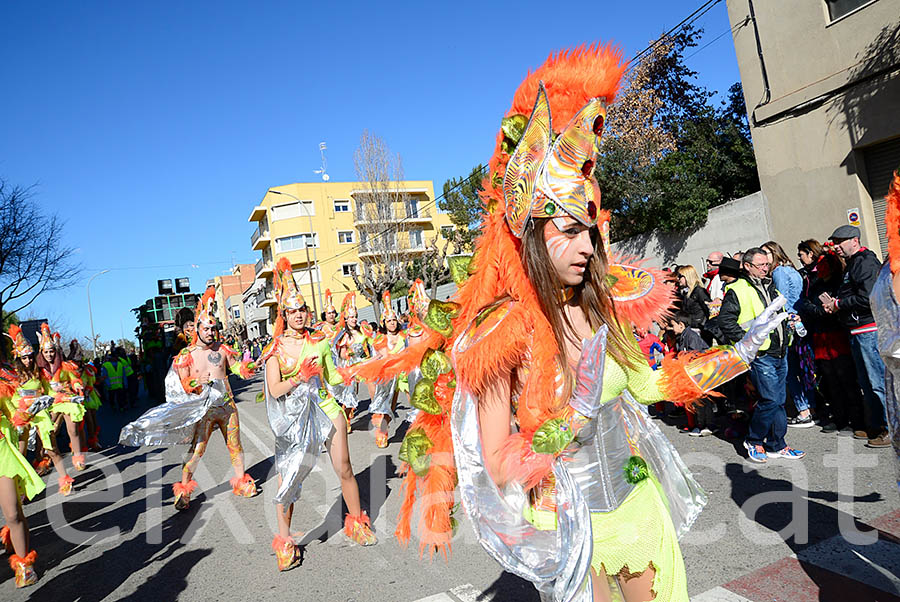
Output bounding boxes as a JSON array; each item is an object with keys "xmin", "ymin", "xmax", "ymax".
[{"xmin": 314, "ymin": 141, "xmax": 329, "ymax": 181}]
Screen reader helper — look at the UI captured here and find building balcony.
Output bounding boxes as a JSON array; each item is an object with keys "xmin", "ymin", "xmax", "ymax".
[
  {"xmin": 255, "ymin": 258, "xmax": 273, "ymax": 277},
  {"xmin": 251, "ymin": 226, "xmax": 270, "ymax": 250},
  {"xmin": 358, "ymin": 244, "xmax": 427, "ymax": 260},
  {"xmin": 353, "ymin": 207, "xmax": 432, "ymax": 226},
  {"xmin": 248, "ymin": 205, "xmax": 266, "ymax": 222}
]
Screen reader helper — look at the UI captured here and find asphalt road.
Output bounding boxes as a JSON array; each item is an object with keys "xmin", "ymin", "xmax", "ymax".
[{"xmin": 2, "ymin": 373, "xmax": 897, "ymax": 601}]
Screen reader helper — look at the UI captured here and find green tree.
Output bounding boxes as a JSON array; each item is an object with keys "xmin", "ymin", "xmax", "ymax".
[
  {"xmin": 598, "ymin": 26, "xmax": 759, "ymax": 241},
  {"xmin": 438, "ymin": 164, "xmax": 485, "ymax": 251}
]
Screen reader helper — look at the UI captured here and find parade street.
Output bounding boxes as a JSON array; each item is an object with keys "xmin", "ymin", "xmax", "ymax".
[{"xmin": 4, "ymin": 374, "xmax": 898, "ymax": 601}]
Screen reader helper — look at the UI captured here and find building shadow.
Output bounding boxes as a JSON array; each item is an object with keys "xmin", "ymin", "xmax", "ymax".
[{"xmin": 724, "ymin": 462, "xmax": 891, "ymax": 600}]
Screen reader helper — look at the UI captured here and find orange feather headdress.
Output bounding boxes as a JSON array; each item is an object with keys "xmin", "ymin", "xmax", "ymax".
[{"xmin": 5, "ymin": 324, "xmax": 33, "ymax": 359}]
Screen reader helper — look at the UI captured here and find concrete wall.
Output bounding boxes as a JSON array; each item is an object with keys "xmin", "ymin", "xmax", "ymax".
[
  {"xmin": 613, "ymin": 191, "xmax": 773, "ymax": 270},
  {"xmin": 726, "ymin": 0, "xmax": 900, "ymax": 259}
]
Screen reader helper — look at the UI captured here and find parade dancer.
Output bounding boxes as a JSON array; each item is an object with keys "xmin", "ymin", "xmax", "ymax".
[
  {"xmin": 369, "ymin": 291, "xmax": 406, "ymax": 448},
  {"xmin": 0, "ymin": 328, "xmax": 48, "ymax": 588},
  {"xmin": 353, "ymin": 45, "xmax": 788, "ymax": 601},
  {"xmin": 404, "ymin": 279, "xmax": 431, "ymax": 425},
  {"xmin": 37, "ymin": 326, "xmax": 87, "ymax": 472},
  {"xmin": 333, "ymin": 292, "xmax": 375, "ymax": 431},
  {"xmin": 871, "ymin": 170, "xmax": 900, "ymax": 487},
  {"xmin": 314, "ymin": 289, "xmax": 340, "ymax": 339},
  {"xmin": 262, "ymin": 258, "xmax": 375, "ymax": 571},
  {"xmin": 8, "ymin": 325, "xmax": 78, "ymax": 495},
  {"xmin": 67, "ymin": 340, "xmax": 101, "ymax": 451},
  {"xmin": 119, "ymin": 287, "xmax": 258, "ymax": 510}
]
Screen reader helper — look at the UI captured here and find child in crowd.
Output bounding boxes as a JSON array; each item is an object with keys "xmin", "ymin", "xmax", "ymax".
[
  {"xmin": 634, "ymin": 325, "xmax": 664, "ymax": 370},
  {"xmin": 669, "ymin": 312, "xmax": 717, "ymax": 436}
]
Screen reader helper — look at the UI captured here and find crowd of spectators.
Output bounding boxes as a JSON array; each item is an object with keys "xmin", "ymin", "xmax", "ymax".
[{"xmin": 637, "ymin": 224, "xmax": 891, "ymax": 462}]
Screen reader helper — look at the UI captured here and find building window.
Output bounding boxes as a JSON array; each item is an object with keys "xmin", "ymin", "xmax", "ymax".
[
  {"xmin": 232, "ymin": 308, "xmax": 241, "ymax": 319},
  {"xmin": 337, "ymin": 230, "xmax": 355, "ymax": 244},
  {"xmin": 825, "ymin": 0, "xmax": 874, "ymax": 21},
  {"xmin": 334, "ymin": 199, "xmax": 350, "ymax": 212},
  {"xmin": 271, "ymin": 200, "xmax": 315, "ymax": 221},
  {"xmin": 275, "ymin": 232, "xmax": 319, "ymax": 252},
  {"xmin": 409, "ymin": 228, "xmax": 424, "ymax": 248},
  {"xmin": 341, "ymin": 263, "xmax": 358, "ymax": 277},
  {"xmin": 440, "ymin": 225, "xmax": 454, "ymax": 239},
  {"xmin": 406, "ymin": 197, "xmax": 420, "ymax": 218}
]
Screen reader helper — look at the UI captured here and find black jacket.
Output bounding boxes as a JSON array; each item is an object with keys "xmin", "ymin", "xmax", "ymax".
[
  {"xmin": 678, "ymin": 286, "xmax": 711, "ymax": 329},
  {"xmin": 796, "ymin": 257, "xmax": 844, "ymax": 334},
  {"xmin": 717, "ymin": 274, "xmax": 787, "ymax": 357},
  {"xmin": 674, "ymin": 327, "xmax": 709, "ymax": 353},
  {"xmin": 835, "ymin": 248, "xmax": 880, "ymax": 329}
]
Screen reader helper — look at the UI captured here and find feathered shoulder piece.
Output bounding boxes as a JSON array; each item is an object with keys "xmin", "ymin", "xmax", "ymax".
[
  {"xmin": 885, "ymin": 171, "xmax": 900, "ymax": 274},
  {"xmin": 173, "ymin": 347, "xmax": 194, "ymax": 369},
  {"xmin": 257, "ymin": 338, "xmax": 279, "ymax": 364}
]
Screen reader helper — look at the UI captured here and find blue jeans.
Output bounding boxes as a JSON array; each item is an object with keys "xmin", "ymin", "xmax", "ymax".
[
  {"xmin": 849, "ymin": 331, "xmax": 887, "ymax": 432},
  {"xmin": 748, "ymin": 353, "xmax": 788, "ymax": 452},
  {"xmin": 787, "ymin": 344, "xmax": 814, "ymax": 413}
]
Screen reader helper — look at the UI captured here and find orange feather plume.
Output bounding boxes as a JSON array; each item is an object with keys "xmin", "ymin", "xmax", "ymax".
[{"xmin": 885, "ymin": 172, "xmax": 900, "ymax": 274}]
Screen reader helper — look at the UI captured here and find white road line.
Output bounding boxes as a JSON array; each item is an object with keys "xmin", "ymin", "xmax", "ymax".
[
  {"xmin": 412, "ymin": 594, "xmax": 456, "ymax": 602},
  {"xmin": 236, "ymin": 406, "xmax": 275, "ymax": 457},
  {"xmin": 691, "ymin": 586, "xmax": 754, "ymax": 601},
  {"xmin": 449, "ymin": 583, "xmax": 480, "ymax": 602}
]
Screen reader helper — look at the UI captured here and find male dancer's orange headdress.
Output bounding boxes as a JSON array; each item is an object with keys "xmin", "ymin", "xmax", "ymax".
[{"xmin": 5, "ymin": 324, "xmax": 33, "ymax": 359}]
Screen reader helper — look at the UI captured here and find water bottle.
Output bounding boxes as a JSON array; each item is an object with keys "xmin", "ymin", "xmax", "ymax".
[{"xmin": 789, "ymin": 313, "xmax": 807, "ymax": 338}]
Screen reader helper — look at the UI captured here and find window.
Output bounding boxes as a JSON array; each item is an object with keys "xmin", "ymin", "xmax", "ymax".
[
  {"xmin": 406, "ymin": 197, "xmax": 420, "ymax": 218},
  {"xmin": 293, "ymin": 266, "xmax": 321, "ymax": 284},
  {"xmin": 232, "ymin": 307, "xmax": 241, "ymax": 319},
  {"xmin": 825, "ymin": 0, "xmax": 875, "ymax": 21},
  {"xmin": 409, "ymin": 228, "xmax": 424, "ymax": 248},
  {"xmin": 341, "ymin": 263, "xmax": 358, "ymax": 277},
  {"xmin": 440, "ymin": 225, "xmax": 454, "ymax": 239},
  {"xmin": 337, "ymin": 230, "xmax": 355, "ymax": 244},
  {"xmin": 334, "ymin": 199, "xmax": 350, "ymax": 213},
  {"xmin": 275, "ymin": 233, "xmax": 319, "ymax": 252},
  {"xmin": 270, "ymin": 200, "xmax": 315, "ymax": 221}
]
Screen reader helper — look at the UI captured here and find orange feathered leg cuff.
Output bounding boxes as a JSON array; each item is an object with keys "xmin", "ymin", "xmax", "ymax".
[
  {"xmin": 9, "ymin": 550, "xmax": 37, "ymax": 570},
  {"xmin": 172, "ymin": 480, "xmax": 198, "ymax": 496}
]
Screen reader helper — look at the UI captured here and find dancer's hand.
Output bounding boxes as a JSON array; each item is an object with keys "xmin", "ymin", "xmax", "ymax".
[{"xmin": 735, "ymin": 295, "xmax": 789, "ymax": 363}]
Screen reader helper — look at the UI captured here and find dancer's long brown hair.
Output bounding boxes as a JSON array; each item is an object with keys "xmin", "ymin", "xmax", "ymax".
[{"xmin": 522, "ymin": 218, "xmax": 640, "ymax": 384}]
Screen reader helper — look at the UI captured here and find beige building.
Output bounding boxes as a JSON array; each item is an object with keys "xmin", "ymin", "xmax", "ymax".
[
  {"xmin": 727, "ymin": 0, "xmax": 900, "ymax": 255},
  {"xmin": 212, "ymin": 263, "xmax": 255, "ymax": 334},
  {"xmin": 248, "ymin": 180, "xmax": 454, "ymax": 333}
]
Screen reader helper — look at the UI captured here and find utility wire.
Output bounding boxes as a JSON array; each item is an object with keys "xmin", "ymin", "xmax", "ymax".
[{"xmin": 627, "ymin": 0, "xmax": 723, "ymax": 67}]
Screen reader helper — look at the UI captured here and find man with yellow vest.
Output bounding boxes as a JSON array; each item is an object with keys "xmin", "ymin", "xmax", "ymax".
[
  {"xmin": 719, "ymin": 247, "xmax": 806, "ymax": 464},
  {"xmin": 101, "ymin": 352, "xmax": 128, "ymax": 411}
]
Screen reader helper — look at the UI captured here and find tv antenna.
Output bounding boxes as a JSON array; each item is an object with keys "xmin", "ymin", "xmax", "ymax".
[{"xmin": 314, "ymin": 142, "xmax": 329, "ymax": 181}]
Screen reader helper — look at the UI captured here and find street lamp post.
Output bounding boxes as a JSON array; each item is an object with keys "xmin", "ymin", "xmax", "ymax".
[
  {"xmin": 87, "ymin": 269, "xmax": 109, "ymax": 359},
  {"xmin": 268, "ymin": 189, "xmax": 324, "ymax": 316}
]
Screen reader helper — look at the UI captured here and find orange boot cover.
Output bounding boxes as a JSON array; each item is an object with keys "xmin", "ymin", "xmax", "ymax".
[
  {"xmin": 9, "ymin": 550, "xmax": 37, "ymax": 588},
  {"xmin": 58, "ymin": 475, "xmax": 74, "ymax": 497},
  {"xmin": 172, "ymin": 480, "xmax": 198, "ymax": 510},
  {"xmin": 229, "ymin": 473, "xmax": 257, "ymax": 497},
  {"xmin": 344, "ymin": 513, "xmax": 377, "ymax": 546},
  {"xmin": 271, "ymin": 535, "xmax": 300, "ymax": 571},
  {"xmin": 0, "ymin": 525, "xmax": 11, "ymax": 554}
]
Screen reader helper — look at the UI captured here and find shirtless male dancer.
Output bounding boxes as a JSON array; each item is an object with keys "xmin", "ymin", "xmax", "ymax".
[{"xmin": 172, "ymin": 288, "xmax": 257, "ymax": 510}]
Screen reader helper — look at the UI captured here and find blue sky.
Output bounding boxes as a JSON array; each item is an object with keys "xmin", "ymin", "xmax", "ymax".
[{"xmin": 0, "ymin": 0, "xmax": 742, "ymax": 345}]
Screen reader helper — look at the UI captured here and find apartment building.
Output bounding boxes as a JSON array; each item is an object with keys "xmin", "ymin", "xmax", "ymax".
[
  {"xmin": 727, "ymin": 0, "xmax": 900, "ymax": 255},
  {"xmin": 248, "ymin": 180, "xmax": 454, "ymax": 334}
]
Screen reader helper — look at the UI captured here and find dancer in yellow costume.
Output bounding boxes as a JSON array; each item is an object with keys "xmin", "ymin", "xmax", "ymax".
[
  {"xmin": 354, "ymin": 45, "xmax": 788, "ymax": 601},
  {"xmin": 261, "ymin": 258, "xmax": 375, "ymax": 571},
  {"xmin": 1, "ymin": 326, "xmax": 48, "ymax": 588}
]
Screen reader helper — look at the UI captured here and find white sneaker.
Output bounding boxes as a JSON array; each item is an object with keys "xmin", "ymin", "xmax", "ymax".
[{"xmin": 700, "ymin": 428, "xmax": 714, "ymax": 437}]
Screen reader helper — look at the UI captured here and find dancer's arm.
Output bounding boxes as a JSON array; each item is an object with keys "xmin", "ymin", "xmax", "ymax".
[
  {"xmin": 477, "ymin": 368, "xmax": 513, "ymax": 488},
  {"xmin": 265, "ymin": 354, "xmax": 295, "ymax": 398}
]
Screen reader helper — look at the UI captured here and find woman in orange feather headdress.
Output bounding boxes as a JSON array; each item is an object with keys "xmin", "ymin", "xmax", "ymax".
[
  {"xmin": 355, "ymin": 43, "xmax": 789, "ymax": 601},
  {"xmin": 260, "ymin": 258, "xmax": 376, "ymax": 571}
]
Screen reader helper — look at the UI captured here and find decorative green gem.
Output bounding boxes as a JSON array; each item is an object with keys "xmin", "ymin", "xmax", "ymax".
[
  {"xmin": 410, "ymin": 379, "xmax": 442, "ymax": 415},
  {"xmin": 606, "ymin": 273, "xmax": 619, "ymax": 288},
  {"xmin": 544, "ymin": 202, "xmax": 556, "ymax": 216},
  {"xmin": 447, "ymin": 255, "xmax": 474, "ymax": 285},
  {"xmin": 421, "ymin": 349, "xmax": 452, "ymax": 381},
  {"xmin": 255, "ymin": 392, "xmax": 265, "ymax": 404},
  {"xmin": 531, "ymin": 418, "xmax": 575, "ymax": 455},
  {"xmin": 399, "ymin": 428, "xmax": 433, "ymax": 477},
  {"xmin": 623, "ymin": 456, "xmax": 649, "ymax": 485}
]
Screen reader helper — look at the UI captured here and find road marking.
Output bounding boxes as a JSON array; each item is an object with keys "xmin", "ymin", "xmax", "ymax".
[
  {"xmin": 691, "ymin": 587, "xmax": 754, "ymax": 601},
  {"xmin": 449, "ymin": 583, "xmax": 480, "ymax": 602},
  {"xmin": 412, "ymin": 594, "xmax": 456, "ymax": 602},
  {"xmin": 236, "ymin": 407, "xmax": 275, "ymax": 457}
]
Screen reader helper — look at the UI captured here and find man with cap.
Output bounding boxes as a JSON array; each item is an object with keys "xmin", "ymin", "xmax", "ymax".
[{"xmin": 822, "ymin": 224, "xmax": 890, "ymax": 447}]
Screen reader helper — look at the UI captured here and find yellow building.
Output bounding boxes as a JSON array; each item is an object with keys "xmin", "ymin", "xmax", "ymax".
[{"xmin": 247, "ymin": 180, "xmax": 454, "ymax": 332}]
